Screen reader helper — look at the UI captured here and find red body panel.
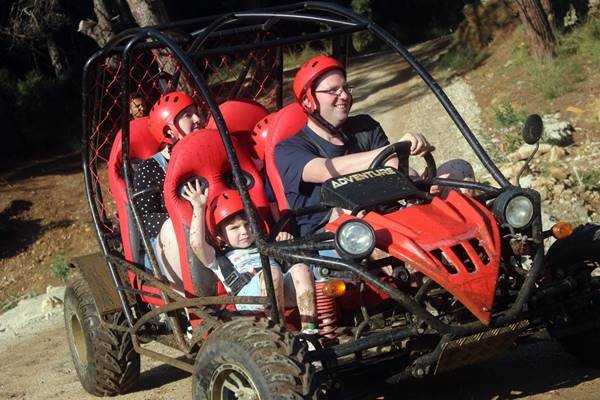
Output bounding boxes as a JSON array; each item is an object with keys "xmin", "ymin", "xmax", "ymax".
[{"xmin": 327, "ymin": 191, "xmax": 501, "ymax": 324}]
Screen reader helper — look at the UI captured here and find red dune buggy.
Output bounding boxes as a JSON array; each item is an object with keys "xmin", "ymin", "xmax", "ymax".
[{"xmin": 64, "ymin": 2, "xmax": 600, "ymax": 399}]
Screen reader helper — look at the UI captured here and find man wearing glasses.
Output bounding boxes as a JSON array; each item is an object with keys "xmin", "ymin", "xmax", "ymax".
[{"xmin": 275, "ymin": 55, "xmax": 434, "ymax": 237}]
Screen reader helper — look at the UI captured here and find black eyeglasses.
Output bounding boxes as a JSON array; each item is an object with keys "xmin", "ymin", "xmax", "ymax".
[{"xmin": 314, "ymin": 84, "xmax": 354, "ymax": 97}]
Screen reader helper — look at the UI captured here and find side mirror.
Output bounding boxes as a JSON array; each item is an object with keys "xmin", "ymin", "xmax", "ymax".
[{"xmin": 522, "ymin": 114, "xmax": 543, "ymax": 145}]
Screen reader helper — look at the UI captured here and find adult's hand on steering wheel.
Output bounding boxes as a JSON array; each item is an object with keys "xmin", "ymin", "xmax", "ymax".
[
  {"xmin": 368, "ymin": 138, "xmax": 437, "ymax": 182},
  {"xmin": 400, "ymin": 133, "xmax": 431, "ymax": 157}
]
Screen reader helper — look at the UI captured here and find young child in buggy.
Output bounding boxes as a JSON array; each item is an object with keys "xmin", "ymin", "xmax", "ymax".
[{"xmin": 182, "ymin": 180, "xmax": 318, "ymax": 334}]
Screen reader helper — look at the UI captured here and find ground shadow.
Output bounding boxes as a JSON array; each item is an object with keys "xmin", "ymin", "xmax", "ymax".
[
  {"xmin": 0, "ymin": 150, "xmax": 81, "ymax": 183},
  {"xmin": 359, "ymin": 340, "xmax": 600, "ymax": 400},
  {"xmin": 135, "ymin": 358, "xmax": 191, "ymax": 391},
  {"xmin": 0, "ymin": 199, "xmax": 73, "ymax": 259}
]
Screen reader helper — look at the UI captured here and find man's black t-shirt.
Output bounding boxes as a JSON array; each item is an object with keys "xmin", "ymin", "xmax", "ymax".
[{"xmin": 275, "ymin": 115, "xmax": 389, "ymax": 236}]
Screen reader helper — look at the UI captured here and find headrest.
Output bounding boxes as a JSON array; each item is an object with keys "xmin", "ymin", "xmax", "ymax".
[
  {"xmin": 108, "ymin": 117, "xmax": 161, "ymax": 171},
  {"xmin": 250, "ymin": 111, "xmax": 278, "ymax": 163},
  {"xmin": 264, "ymin": 103, "xmax": 308, "ymax": 213},
  {"xmin": 205, "ymin": 99, "xmax": 269, "ymax": 134},
  {"xmin": 164, "ymin": 129, "xmax": 270, "ymax": 238}
]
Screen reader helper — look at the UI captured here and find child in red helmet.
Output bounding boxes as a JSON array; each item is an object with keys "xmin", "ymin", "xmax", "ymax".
[
  {"xmin": 182, "ymin": 180, "xmax": 318, "ymax": 334},
  {"xmin": 133, "ymin": 91, "xmax": 202, "ymax": 290}
]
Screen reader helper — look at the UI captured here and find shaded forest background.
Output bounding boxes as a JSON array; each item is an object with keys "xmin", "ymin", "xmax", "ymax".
[{"xmin": 0, "ymin": 0, "xmax": 591, "ymax": 161}]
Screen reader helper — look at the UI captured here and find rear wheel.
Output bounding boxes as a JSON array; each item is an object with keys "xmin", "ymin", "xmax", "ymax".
[
  {"xmin": 546, "ymin": 224, "xmax": 600, "ymax": 367},
  {"xmin": 192, "ymin": 318, "xmax": 313, "ymax": 400},
  {"xmin": 64, "ymin": 271, "xmax": 140, "ymax": 395}
]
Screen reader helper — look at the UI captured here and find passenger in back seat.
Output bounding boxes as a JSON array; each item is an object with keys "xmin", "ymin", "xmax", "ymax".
[
  {"xmin": 133, "ymin": 91, "xmax": 202, "ymax": 288},
  {"xmin": 182, "ymin": 181, "xmax": 318, "ymax": 333},
  {"xmin": 129, "ymin": 93, "xmax": 146, "ymax": 119},
  {"xmin": 275, "ymin": 55, "xmax": 474, "ymax": 237}
]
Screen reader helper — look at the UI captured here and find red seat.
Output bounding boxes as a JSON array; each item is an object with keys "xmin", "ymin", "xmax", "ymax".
[
  {"xmin": 263, "ymin": 103, "xmax": 308, "ymax": 214},
  {"xmin": 205, "ymin": 99, "xmax": 269, "ymax": 136},
  {"xmin": 164, "ymin": 128, "xmax": 271, "ymax": 297},
  {"xmin": 206, "ymin": 99, "xmax": 270, "ymax": 167},
  {"xmin": 107, "ymin": 116, "xmax": 161, "ymax": 263},
  {"xmin": 107, "ymin": 117, "xmax": 165, "ymax": 305}
]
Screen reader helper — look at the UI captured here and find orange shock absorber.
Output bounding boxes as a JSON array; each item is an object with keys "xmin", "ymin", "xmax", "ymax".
[{"xmin": 315, "ymin": 281, "xmax": 339, "ymax": 341}]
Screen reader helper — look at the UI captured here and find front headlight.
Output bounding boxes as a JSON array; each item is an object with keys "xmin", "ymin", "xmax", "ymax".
[
  {"xmin": 493, "ymin": 190, "xmax": 535, "ymax": 229},
  {"xmin": 335, "ymin": 220, "xmax": 376, "ymax": 260},
  {"xmin": 505, "ymin": 195, "xmax": 534, "ymax": 228}
]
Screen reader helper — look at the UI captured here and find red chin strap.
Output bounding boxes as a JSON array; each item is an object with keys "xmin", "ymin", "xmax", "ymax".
[{"xmin": 305, "ymin": 88, "xmax": 319, "ymax": 113}]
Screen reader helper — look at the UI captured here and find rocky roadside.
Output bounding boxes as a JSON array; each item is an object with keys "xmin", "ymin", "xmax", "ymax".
[
  {"xmin": 0, "ymin": 285, "xmax": 64, "ymax": 350},
  {"xmin": 486, "ymin": 113, "xmax": 599, "ymax": 227}
]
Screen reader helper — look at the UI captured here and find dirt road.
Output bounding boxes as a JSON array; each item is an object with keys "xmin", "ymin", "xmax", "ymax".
[{"xmin": 2, "ymin": 309, "xmax": 600, "ymax": 400}]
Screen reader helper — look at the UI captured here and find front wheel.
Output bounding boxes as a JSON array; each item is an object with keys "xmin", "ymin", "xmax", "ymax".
[
  {"xmin": 192, "ymin": 318, "xmax": 313, "ymax": 400},
  {"xmin": 64, "ymin": 271, "xmax": 140, "ymax": 395},
  {"xmin": 546, "ymin": 224, "xmax": 600, "ymax": 367}
]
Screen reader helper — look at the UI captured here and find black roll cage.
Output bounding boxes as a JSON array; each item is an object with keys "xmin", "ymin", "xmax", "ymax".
[{"xmin": 82, "ymin": 1, "xmax": 544, "ymax": 362}]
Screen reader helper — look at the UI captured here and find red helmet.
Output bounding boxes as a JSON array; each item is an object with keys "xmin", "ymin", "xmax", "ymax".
[
  {"xmin": 208, "ymin": 189, "xmax": 245, "ymax": 238},
  {"xmin": 250, "ymin": 113, "xmax": 274, "ymax": 161},
  {"xmin": 148, "ymin": 91, "xmax": 195, "ymax": 145},
  {"xmin": 292, "ymin": 55, "xmax": 345, "ymax": 112}
]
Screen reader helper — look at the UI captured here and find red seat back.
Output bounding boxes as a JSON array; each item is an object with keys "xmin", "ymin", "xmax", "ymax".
[
  {"xmin": 107, "ymin": 117, "xmax": 164, "ymax": 306},
  {"xmin": 205, "ymin": 99, "xmax": 269, "ymax": 136},
  {"xmin": 107, "ymin": 117, "xmax": 161, "ymax": 262},
  {"xmin": 263, "ymin": 103, "xmax": 308, "ymax": 214},
  {"xmin": 164, "ymin": 129, "xmax": 270, "ymax": 297}
]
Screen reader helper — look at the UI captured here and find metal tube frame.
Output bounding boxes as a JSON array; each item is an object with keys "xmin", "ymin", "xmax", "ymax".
[{"xmin": 81, "ymin": 1, "xmax": 550, "ymax": 375}]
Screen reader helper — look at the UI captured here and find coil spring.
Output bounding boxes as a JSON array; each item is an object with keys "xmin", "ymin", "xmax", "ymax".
[{"xmin": 315, "ymin": 281, "xmax": 338, "ymax": 340}]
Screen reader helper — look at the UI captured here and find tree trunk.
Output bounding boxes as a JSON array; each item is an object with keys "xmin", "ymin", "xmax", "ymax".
[
  {"xmin": 46, "ymin": 35, "xmax": 66, "ymax": 78},
  {"xmin": 539, "ymin": 0, "xmax": 556, "ymax": 31},
  {"xmin": 124, "ymin": 0, "xmax": 193, "ymax": 95},
  {"xmin": 77, "ymin": 0, "xmax": 115, "ymax": 48},
  {"xmin": 463, "ymin": 4, "xmax": 485, "ymax": 53},
  {"xmin": 78, "ymin": 0, "xmax": 170, "ymax": 48},
  {"xmin": 515, "ymin": 0, "xmax": 556, "ymax": 59},
  {"xmin": 125, "ymin": 0, "xmax": 169, "ymax": 26}
]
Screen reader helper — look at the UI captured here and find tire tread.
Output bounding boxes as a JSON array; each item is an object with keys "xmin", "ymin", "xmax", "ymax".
[{"xmin": 64, "ymin": 272, "xmax": 140, "ymax": 395}]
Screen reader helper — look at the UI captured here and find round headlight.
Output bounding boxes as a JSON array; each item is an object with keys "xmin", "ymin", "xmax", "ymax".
[
  {"xmin": 505, "ymin": 195, "xmax": 534, "ymax": 229},
  {"xmin": 335, "ymin": 220, "xmax": 376, "ymax": 259}
]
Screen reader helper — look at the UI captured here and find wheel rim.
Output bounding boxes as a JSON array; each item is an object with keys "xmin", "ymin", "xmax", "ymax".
[
  {"xmin": 70, "ymin": 314, "xmax": 88, "ymax": 368},
  {"xmin": 210, "ymin": 363, "xmax": 260, "ymax": 400}
]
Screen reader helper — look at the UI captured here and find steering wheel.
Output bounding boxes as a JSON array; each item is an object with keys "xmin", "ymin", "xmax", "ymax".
[{"xmin": 368, "ymin": 141, "xmax": 437, "ymax": 182}]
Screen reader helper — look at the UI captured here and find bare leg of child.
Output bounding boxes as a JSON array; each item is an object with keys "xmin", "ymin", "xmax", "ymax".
[
  {"xmin": 288, "ymin": 263, "xmax": 317, "ymax": 330},
  {"xmin": 156, "ymin": 218, "xmax": 184, "ymax": 293},
  {"xmin": 259, "ymin": 267, "xmax": 286, "ymax": 322}
]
